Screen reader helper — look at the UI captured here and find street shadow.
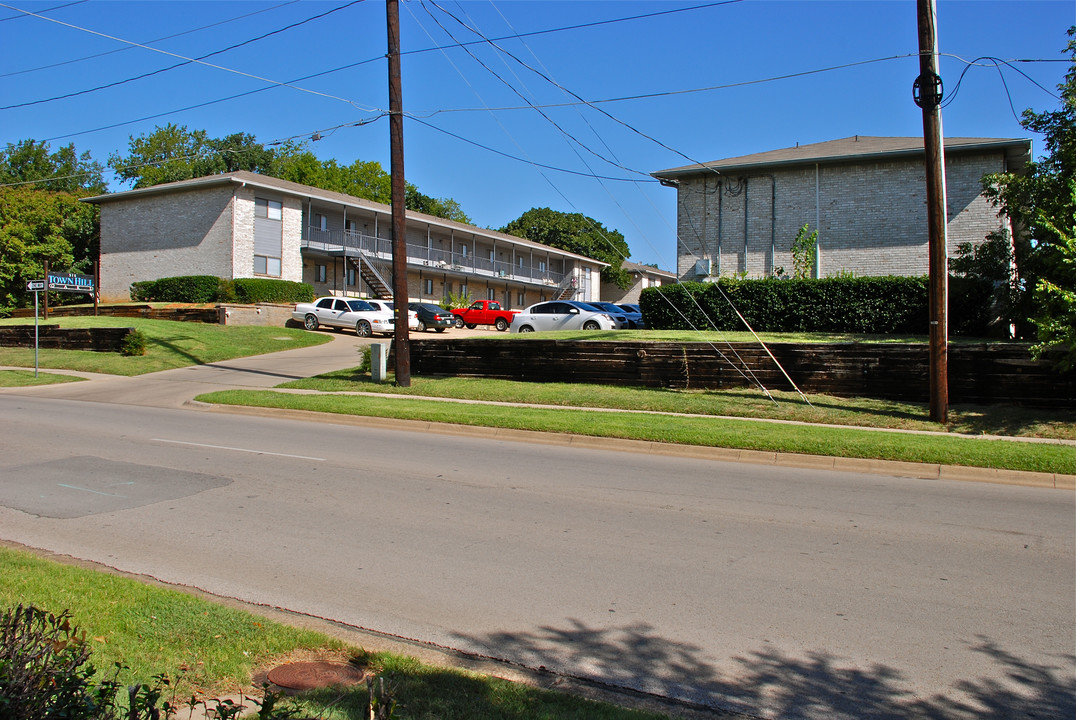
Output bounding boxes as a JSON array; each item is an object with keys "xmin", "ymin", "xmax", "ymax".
[{"xmin": 453, "ymin": 621, "xmax": 1075, "ymax": 719}]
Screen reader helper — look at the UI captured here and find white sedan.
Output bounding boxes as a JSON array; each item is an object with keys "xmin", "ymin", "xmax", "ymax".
[
  {"xmin": 509, "ymin": 301, "xmax": 616, "ymax": 333},
  {"xmin": 291, "ymin": 297, "xmax": 395, "ymax": 337},
  {"xmin": 364, "ymin": 299, "xmax": 421, "ymax": 330}
]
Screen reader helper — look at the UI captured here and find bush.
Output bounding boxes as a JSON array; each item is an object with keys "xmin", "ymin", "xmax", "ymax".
[
  {"xmin": 0, "ymin": 604, "xmax": 100, "ymax": 720},
  {"xmin": 121, "ymin": 329, "xmax": 147, "ymax": 356},
  {"xmin": 641, "ymin": 275, "xmax": 993, "ymax": 336},
  {"xmin": 231, "ymin": 278, "xmax": 315, "ymax": 304},
  {"xmin": 129, "ymin": 275, "xmax": 226, "ymax": 303}
]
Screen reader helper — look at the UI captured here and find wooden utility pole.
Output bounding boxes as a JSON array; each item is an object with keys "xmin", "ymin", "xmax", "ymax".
[
  {"xmin": 387, "ymin": 0, "xmax": 410, "ymax": 386},
  {"xmin": 916, "ymin": 0, "xmax": 948, "ymax": 423}
]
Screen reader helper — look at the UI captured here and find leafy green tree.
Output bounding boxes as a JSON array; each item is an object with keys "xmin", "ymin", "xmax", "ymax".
[
  {"xmin": 0, "ymin": 139, "xmax": 105, "ymax": 193},
  {"xmin": 0, "ymin": 187, "xmax": 98, "ymax": 312},
  {"xmin": 790, "ymin": 223, "xmax": 818, "ymax": 279},
  {"xmin": 982, "ymin": 26, "xmax": 1075, "ymax": 353},
  {"xmin": 500, "ymin": 207, "xmax": 630, "ymax": 287}
]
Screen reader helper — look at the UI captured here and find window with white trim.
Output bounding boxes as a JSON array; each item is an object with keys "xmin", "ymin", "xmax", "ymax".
[
  {"xmin": 424, "ymin": 279, "xmax": 433, "ymax": 294},
  {"xmin": 254, "ymin": 198, "xmax": 283, "ymax": 277},
  {"xmin": 487, "ymin": 288, "xmax": 495, "ymax": 300},
  {"xmin": 316, "ymin": 264, "xmax": 327, "ymax": 283}
]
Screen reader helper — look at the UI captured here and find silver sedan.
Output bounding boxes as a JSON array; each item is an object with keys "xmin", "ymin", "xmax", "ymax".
[{"xmin": 509, "ymin": 301, "xmax": 616, "ymax": 333}]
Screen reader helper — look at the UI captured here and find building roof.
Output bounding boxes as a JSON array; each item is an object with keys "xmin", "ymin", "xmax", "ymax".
[
  {"xmin": 621, "ymin": 260, "xmax": 677, "ymax": 279},
  {"xmin": 651, "ymin": 136, "xmax": 1032, "ymax": 180},
  {"xmin": 82, "ymin": 170, "xmax": 608, "ymax": 267}
]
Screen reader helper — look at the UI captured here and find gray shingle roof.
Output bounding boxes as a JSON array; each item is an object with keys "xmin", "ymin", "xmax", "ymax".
[{"xmin": 652, "ymin": 136, "xmax": 1032, "ymax": 179}]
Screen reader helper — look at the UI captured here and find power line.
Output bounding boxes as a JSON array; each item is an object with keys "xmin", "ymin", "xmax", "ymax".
[
  {"xmin": 0, "ymin": 0, "xmax": 366, "ymax": 110},
  {"xmin": 0, "ymin": 1, "xmax": 299, "ymax": 79},
  {"xmin": 0, "ymin": 1, "xmax": 374, "ymax": 112},
  {"xmin": 0, "ymin": 0, "xmax": 83, "ymax": 22}
]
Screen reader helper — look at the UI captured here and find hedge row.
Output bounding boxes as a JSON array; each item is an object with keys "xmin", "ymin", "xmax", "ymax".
[
  {"xmin": 130, "ymin": 275, "xmax": 314, "ymax": 304},
  {"xmin": 639, "ymin": 276, "xmax": 996, "ymax": 336}
]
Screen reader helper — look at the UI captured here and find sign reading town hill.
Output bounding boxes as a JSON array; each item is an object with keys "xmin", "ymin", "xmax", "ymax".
[{"xmin": 47, "ymin": 272, "xmax": 95, "ymax": 294}]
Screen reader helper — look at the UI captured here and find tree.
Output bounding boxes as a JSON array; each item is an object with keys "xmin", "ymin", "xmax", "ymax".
[
  {"xmin": 110, "ymin": 125, "xmax": 471, "ymax": 222},
  {"xmin": 0, "ymin": 187, "xmax": 98, "ymax": 312},
  {"xmin": 0, "ymin": 139, "xmax": 105, "ymax": 193},
  {"xmin": 500, "ymin": 207, "xmax": 630, "ymax": 287},
  {"xmin": 982, "ymin": 26, "xmax": 1075, "ymax": 357}
]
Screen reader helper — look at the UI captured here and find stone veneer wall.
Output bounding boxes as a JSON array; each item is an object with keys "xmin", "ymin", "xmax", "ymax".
[{"xmin": 675, "ymin": 149, "xmax": 1008, "ymax": 280}]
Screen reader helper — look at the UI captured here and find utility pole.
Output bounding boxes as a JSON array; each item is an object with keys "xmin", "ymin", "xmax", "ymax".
[
  {"xmin": 387, "ymin": 0, "xmax": 411, "ymax": 386},
  {"xmin": 915, "ymin": 0, "xmax": 948, "ymax": 423}
]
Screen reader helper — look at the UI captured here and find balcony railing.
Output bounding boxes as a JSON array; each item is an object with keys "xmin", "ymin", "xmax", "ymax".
[{"xmin": 303, "ymin": 228, "xmax": 566, "ymax": 287}]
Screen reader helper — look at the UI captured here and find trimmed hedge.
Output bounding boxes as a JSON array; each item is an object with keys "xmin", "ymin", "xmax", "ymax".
[
  {"xmin": 130, "ymin": 275, "xmax": 314, "ymax": 304},
  {"xmin": 640, "ymin": 276, "xmax": 994, "ymax": 336},
  {"xmin": 130, "ymin": 275, "xmax": 226, "ymax": 303},
  {"xmin": 232, "ymin": 278, "xmax": 314, "ymax": 304}
]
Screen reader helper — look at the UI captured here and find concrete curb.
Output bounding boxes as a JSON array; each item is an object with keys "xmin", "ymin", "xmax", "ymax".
[{"xmin": 194, "ymin": 401, "xmax": 1074, "ymax": 490}]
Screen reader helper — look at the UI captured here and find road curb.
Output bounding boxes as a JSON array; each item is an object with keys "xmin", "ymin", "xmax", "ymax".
[{"xmin": 195, "ymin": 401, "xmax": 1073, "ymax": 490}]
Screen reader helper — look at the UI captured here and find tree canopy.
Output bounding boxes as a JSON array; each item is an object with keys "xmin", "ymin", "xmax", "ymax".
[
  {"xmin": 0, "ymin": 139, "xmax": 105, "ymax": 194},
  {"xmin": 108, "ymin": 124, "xmax": 471, "ymax": 223},
  {"xmin": 982, "ymin": 26, "xmax": 1076, "ymax": 365},
  {"xmin": 500, "ymin": 207, "xmax": 630, "ymax": 287}
]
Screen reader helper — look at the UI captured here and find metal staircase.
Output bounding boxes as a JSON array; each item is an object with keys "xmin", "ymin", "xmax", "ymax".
[
  {"xmin": 552, "ymin": 274, "xmax": 577, "ymax": 300},
  {"xmin": 347, "ymin": 254, "xmax": 393, "ymax": 299}
]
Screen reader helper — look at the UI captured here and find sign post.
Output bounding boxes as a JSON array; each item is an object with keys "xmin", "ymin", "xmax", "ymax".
[{"xmin": 25, "ymin": 280, "xmax": 45, "ymax": 377}]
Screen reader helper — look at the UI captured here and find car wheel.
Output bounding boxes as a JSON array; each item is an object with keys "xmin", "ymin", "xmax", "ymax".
[
  {"xmin": 435, "ymin": 327, "xmax": 446, "ymax": 333},
  {"xmin": 583, "ymin": 320, "xmax": 600, "ymax": 330},
  {"xmin": 518, "ymin": 325, "xmax": 534, "ymax": 333},
  {"xmin": 417, "ymin": 320, "xmax": 426, "ymax": 332},
  {"xmin": 466, "ymin": 323, "xmax": 477, "ymax": 329},
  {"xmin": 303, "ymin": 314, "xmax": 319, "ymax": 331},
  {"xmin": 356, "ymin": 320, "xmax": 372, "ymax": 337},
  {"xmin": 495, "ymin": 318, "xmax": 508, "ymax": 331},
  {"xmin": 454, "ymin": 316, "xmax": 465, "ymax": 328}
]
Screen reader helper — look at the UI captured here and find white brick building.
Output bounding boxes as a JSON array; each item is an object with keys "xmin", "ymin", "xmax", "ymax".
[
  {"xmin": 84, "ymin": 171, "xmax": 606, "ymax": 307},
  {"xmin": 651, "ymin": 136, "xmax": 1031, "ymax": 280}
]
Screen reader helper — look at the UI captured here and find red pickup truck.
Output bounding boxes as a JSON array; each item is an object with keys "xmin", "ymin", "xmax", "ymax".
[{"xmin": 452, "ymin": 300, "xmax": 519, "ymax": 331}]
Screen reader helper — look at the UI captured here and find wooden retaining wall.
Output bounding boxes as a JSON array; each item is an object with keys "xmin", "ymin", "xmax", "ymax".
[
  {"xmin": 10, "ymin": 304, "xmax": 219, "ymax": 323},
  {"xmin": 0, "ymin": 325, "xmax": 134, "ymax": 352},
  {"xmin": 408, "ymin": 339, "xmax": 1074, "ymax": 408}
]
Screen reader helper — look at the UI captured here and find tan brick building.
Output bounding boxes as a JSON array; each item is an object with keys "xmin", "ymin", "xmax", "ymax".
[
  {"xmin": 651, "ymin": 136, "xmax": 1031, "ymax": 280},
  {"xmin": 84, "ymin": 171, "xmax": 607, "ymax": 307}
]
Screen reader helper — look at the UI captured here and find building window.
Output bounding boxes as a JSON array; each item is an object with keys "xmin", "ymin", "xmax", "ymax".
[
  {"xmin": 518, "ymin": 291, "xmax": 525, "ymax": 305},
  {"xmin": 518, "ymin": 257, "xmax": 524, "ymax": 269},
  {"xmin": 314, "ymin": 213, "xmax": 328, "ymax": 231},
  {"xmin": 347, "ymin": 268, "xmax": 356, "ymax": 286},
  {"xmin": 460, "ymin": 283, "xmax": 468, "ymax": 297},
  {"xmin": 316, "ymin": 264, "xmax": 327, "ymax": 283},
  {"xmin": 539, "ymin": 260, "xmax": 546, "ymax": 272},
  {"xmin": 460, "ymin": 244, "xmax": 468, "ymax": 258},
  {"xmin": 487, "ymin": 288, "xmax": 495, "ymax": 300},
  {"xmin": 424, "ymin": 279, "xmax": 433, "ymax": 295},
  {"xmin": 488, "ymin": 249, "xmax": 495, "ymax": 262},
  {"xmin": 254, "ymin": 197, "xmax": 283, "ymax": 277}
]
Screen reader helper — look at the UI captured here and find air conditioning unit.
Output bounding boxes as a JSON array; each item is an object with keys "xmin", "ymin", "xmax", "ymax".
[{"xmin": 694, "ymin": 259, "xmax": 712, "ymax": 276}]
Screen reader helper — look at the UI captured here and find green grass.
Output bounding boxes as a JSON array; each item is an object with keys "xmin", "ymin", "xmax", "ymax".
[
  {"xmin": 0, "ymin": 545, "xmax": 668, "ymax": 719},
  {"xmin": 197, "ymin": 388, "xmax": 1075, "ymax": 474},
  {"xmin": 0, "ymin": 317, "xmax": 330, "ymax": 376},
  {"xmin": 0, "ymin": 369, "xmax": 84, "ymax": 386},
  {"xmin": 277, "ymin": 372, "xmax": 1076, "ymax": 441}
]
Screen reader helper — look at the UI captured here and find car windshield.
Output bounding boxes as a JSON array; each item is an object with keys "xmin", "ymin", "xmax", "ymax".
[
  {"xmin": 345, "ymin": 300, "xmax": 374, "ymax": 311},
  {"xmin": 593, "ymin": 303, "xmax": 622, "ymax": 312}
]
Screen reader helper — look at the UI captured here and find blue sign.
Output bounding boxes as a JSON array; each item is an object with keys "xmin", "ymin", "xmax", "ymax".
[{"xmin": 47, "ymin": 272, "xmax": 95, "ymax": 294}]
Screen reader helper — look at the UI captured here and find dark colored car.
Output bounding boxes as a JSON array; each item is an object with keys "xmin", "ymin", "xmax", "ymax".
[
  {"xmin": 615, "ymin": 303, "xmax": 646, "ymax": 329},
  {"xmin": 408, "ymin": 302, "xmax": 455, "ymax": 332},
  {"xmin": 574, "ymin": 301, "xmax": 629, "ymax": 329}
]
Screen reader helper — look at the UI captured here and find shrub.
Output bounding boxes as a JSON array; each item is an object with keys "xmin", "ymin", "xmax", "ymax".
[
  {"xmin": 232, "ymin": 278, "xmax": 315, "ymax": 304},
  {"xmin": 129, "ymin": 275, "xmax": 226, "ymax": 303},
  {"xmin": 121, "ymin": 329, "xmax": 147, "ymax": 356},
  {"xmin": 641, "ymin": 275, "xmax": 993, "ymax": 336},
  {"xmin": 0, "ymin": 604, "xmax": 99, "ymax": 720}
]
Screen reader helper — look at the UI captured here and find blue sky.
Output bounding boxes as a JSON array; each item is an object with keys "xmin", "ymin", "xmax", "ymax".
[{"xmin": 1, "ymin": 0, "xmax": 1071, "ymax": 271}]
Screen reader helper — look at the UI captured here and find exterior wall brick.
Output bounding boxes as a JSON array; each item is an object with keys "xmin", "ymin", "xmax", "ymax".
[
  {"xmin": 99, "ymin": 185, "xmax": 235, "ymax": 302},
  {"xmin": 675, "ymin": 149, "xmax": 1010, "ymax": 280}
]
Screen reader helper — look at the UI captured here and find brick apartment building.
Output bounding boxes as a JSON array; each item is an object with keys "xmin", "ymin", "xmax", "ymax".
[
  {"xmin": 651, "ymin": 136, "xmax": 1031, "ymax": 280},
  {"xmin": 83, "ymin": 171, "xmax": 606, "ymax": 307}
]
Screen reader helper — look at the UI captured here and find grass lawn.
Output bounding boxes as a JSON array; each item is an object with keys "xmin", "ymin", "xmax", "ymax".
[
  {"xmin": 0, "ymin": 368, "xmax": 85, "ymax": 386},
  {"xmin": 0, "ymin": 316, "xmax": 330, "ymax": 375},
  {"xmin": 0, "ymin": 544, "xmax": 669, "ymax": 720}
]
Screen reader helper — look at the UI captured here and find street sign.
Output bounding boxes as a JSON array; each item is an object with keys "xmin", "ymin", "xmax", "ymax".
[{"xmin": 26, "ymin": 280, "xmax": 45, "ymax": 291}]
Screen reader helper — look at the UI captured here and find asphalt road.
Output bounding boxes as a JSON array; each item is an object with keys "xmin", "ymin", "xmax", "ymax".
[{"xmin": 0, "ymin": 333, "xmax": 1073, "ymax": 719}]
